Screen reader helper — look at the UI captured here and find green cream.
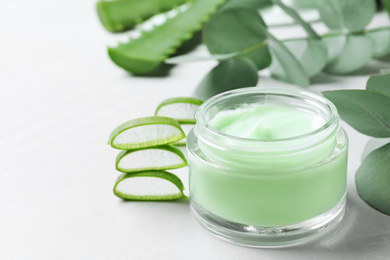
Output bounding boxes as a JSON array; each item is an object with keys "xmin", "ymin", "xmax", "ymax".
[
  {"xmin": 209, "ymin": 104, "xmax": 325, "ymax": 140},
  {"xmin": 188, "ymin": 102, "xmax": 348, "ymax": 227}
]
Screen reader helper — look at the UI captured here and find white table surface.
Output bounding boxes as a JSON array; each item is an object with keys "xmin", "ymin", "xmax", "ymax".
[{"xmin": 1, "ymin": 1, "xmax": 390, "ymax": 259}]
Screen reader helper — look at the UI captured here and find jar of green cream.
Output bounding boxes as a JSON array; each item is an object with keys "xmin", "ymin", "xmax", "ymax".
[{"xmin": 187, "ymin": 87, "xmax": 348, "ymax": 247}]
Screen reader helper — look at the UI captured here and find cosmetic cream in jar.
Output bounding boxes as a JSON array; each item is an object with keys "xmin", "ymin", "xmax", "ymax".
[{"xmin": 187, "ymin": 87, "xmax": 348, "ymax": 247}]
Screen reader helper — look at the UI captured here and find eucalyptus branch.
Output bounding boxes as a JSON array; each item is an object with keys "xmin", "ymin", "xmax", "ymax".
[{"xmin": 272, "ymin": 0, "xmax": 320, "ymax": 39}]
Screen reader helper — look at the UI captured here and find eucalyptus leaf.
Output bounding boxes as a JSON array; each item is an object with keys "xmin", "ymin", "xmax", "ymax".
[
  {"xmin": 366, "ymin": 74, "xmax": 390, "ymax": 97},
  {"xmin": 193, "ymin": 57, "xmax": 258, "ymax": 99},
  {"xmin": 356, "ymin": 142, "xmax": 390, "ymax": 216},
  {"xmin": 316, "ymin": 0, "xmax": 376, "ymax": 32},
  {"xmin": 267, "ymin": 33, "xmax": 309, "ymax": 87},
  {"xmin": 282, "ymin": 38, "xmax": 327, "ymax": 77},
  {"xmin": 361, "ymin": 138, "xmax": 390, "ymax": 161},
  {"xmin": 365, "ymin": 27, "xmax": 390, "ymax": 58},
  {"xmin": 324, "ymin": 35, "xmax": 374, "ymax": 74},
  {"xmin": 165, "ymin": 52, "xmax": 239, "ymax": 64},
  {"xmin": 322, "ymin": 90, "xmax": 390, "ymax": 138},
  {"xmin": 321, "ymin": 33, "xmax": 347, "ymax": 63},
  {"xmin": 204, "ymin": 9, "xmax": 271, "ymax": 70}
]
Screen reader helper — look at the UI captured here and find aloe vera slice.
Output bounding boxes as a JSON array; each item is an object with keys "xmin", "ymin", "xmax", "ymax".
[
  {"xmin": 114, "ymin": 171, "xmax": 186, "ymax": 200},
  {"xmin": 174, "ymin": 123, "xmax": 195, "ymax": 146},
  {"xmin": 97, "ymin": 0, "xmax": 189, "ymax": 32},
  {"xmin": 365, "ymin": 27, "xmax": 390, "ymax": 58},
  {"xmin": 108, "ymin": 0, "xmax": 226, "ymax": 74},
  {"xmin": 324, "ymin": 35, "xmax": 374, "ymax": 74},
  {"xmin": 155, "ymin": 97, "xmax": 203, "ymax": 123},
  {"xmin": 116, "ymin": 145, "xmax": 187, "ymax": 173},
  {"xmin": 108, "ymin": 117, "xmax": 185, "ymax": 150}
]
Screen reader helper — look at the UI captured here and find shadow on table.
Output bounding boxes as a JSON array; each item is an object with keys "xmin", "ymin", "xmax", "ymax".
[{"xmin": 282, "ymin": 192, "xmax": 390, "ymax": 257}]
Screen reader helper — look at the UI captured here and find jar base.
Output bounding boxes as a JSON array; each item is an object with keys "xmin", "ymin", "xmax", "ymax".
[{"xmin": 190, "ymin": 193, "xmax": 346, "ymax": 248}]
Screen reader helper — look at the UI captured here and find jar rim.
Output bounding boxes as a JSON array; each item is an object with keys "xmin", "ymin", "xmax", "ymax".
[{"xmin": 195, "ymin": 87, "xmax": 339, "ymax": 144}]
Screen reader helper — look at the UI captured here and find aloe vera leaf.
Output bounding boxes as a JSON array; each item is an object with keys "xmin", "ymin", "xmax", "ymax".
[
  {"xmin": 97, "ymin": 0, "xmax": 189, "ymax": 32},
  {"xmin": 108, "ymin": 0, "xmax": 226, "ymax": 74}
]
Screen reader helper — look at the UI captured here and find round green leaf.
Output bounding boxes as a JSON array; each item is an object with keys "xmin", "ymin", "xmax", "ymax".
[
  {"xmin": 204, "ymin": 9, "xmax": 271, "ymax": 70},
  {"xmin": 365, "ymin": 27, "xmax": 390, "ymax": 58},
  {"xmin": 356, "ymin": 142, "xmax": 390, "ymax": 216},
  {"xmin": 316, "ymin": 0, "xmax": 376, "ymax": 32},
  {"xmin": 282, "ymin": 38, "xmax": 327, "ymax": 77},
  {"xmin": 324, "ymin": 35, "xmax": 374, "ymax": 74},
  {"xmin": 322, "ymin": 90, "xmax": 390, "ymax": 138},
  {"xmin": 367, "ymin": 74, "xmax": 390, "ymax": 97},
  {"xmin": 114, "ymin": 171, "xmax": 186, "ymax": 201},
  {"xmin": 116, "ymin": 145, "xmax": 187, "ymax": 173},
  {"xmin": 193, "ymin": 57, "xmax": 259, "ymax": 100},
  {"xmin": 321, "ymin": 33, "xmax": 347, "ymax": 63},
  {"xmin": 267, "ymin": 33, "xmax": 309, "ymax": 87},
  {"xmin": 361, "ymin": 138, "xmax": 390, "ymax": 162},
  {"xmin": 108, "ymin": 116, "xmax": 185, "ymax": 150}
]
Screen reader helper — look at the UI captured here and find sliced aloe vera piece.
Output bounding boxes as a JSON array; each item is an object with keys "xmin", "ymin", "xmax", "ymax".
[
  {"xmin": 280, "ymin": 38, "xmax": 327, "ymax": 77},
  {"xmin": 108, "ymin": 117, "xmax": 185, "ymax": 150},
  {"xmin": 116, "ymin": 145, "xmax": 187, "ymax": 173},
  {"xmin": 174, "ymin": 123, "xmax": 194, "ymax": 146},
  {"xmin": 155, "ymin": 97, "xmax": 203, "ymax": 123},
  {"xmin": 97, "ymin": 0, "xmax": 188, "ymax": 32},
  {"xmin": 108, "ymin": 0, "xmax": 226, "ymax": 74},
  {"xmin": 322, "ymin": 33, "xmax": 347, "ymax": 62},
  {"xmin": 114, "ymin": 171, "xmax": 186, "ymax": 200},
  {"xmin": 325, "ymin": 35, "xmax": 374, "ymax": 74},
  {"xmin": 365, "ymin": 27, "xmax": 390, "ymax": 58}
]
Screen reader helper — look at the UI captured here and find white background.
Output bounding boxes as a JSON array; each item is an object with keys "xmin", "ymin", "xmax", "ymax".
[{"xmin": 1, "ymin": 1, "xmax": 390, "ymax": 259}]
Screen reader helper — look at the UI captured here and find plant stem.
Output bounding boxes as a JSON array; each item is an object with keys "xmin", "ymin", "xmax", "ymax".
[
  {"xmin": 272, "ymin": 0, "xmax": 320, "ymax": 39},
  {"xmin": 243, "ymin": 41, "xmax": 268, "ymax": 54}
]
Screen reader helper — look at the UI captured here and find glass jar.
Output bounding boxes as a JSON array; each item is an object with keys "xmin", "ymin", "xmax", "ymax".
[{"xmin": 187, "ymin": 87, "xmax": 348, "ymax": 247}]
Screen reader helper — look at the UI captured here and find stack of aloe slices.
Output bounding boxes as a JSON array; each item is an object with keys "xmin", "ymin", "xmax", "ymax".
[{"xmin": 108, "ymin": 97, "xmax": 203, "ymax": 201}]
